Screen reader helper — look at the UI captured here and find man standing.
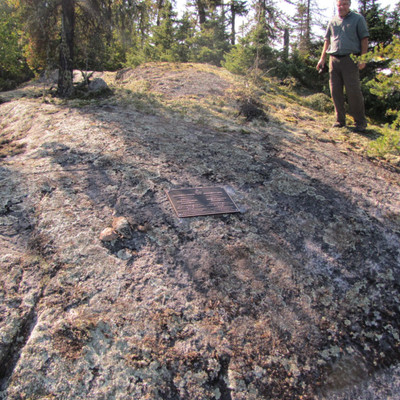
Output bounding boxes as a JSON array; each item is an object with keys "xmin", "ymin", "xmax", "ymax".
[{"xmin": 317, "ymin": 0, "xmax": 369, "ymax": 132}]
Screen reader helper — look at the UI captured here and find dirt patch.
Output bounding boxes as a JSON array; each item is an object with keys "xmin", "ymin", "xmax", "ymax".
[{"xmin": 115, "ymin": 63, "xmax": 234, "ymax": 99}]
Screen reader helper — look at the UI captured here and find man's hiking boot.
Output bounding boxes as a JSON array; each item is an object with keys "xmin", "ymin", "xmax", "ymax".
[
  {"xmin": 352, "ymin": 125, "xmax": 367, "ymax": 133},
  {"xmin": 332, "ymin": 122, "xmax": 346, "ymax": 128}
]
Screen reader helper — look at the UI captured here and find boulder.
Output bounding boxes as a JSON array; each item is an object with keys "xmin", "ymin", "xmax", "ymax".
[{"xmin": 88, "ymin": 78, "xmax": 109, "ymax": 93}]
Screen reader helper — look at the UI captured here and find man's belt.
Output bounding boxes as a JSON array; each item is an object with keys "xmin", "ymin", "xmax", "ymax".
[{"xmin": 331, "ymin": 53, "xmax": 360, "ymax": 58}]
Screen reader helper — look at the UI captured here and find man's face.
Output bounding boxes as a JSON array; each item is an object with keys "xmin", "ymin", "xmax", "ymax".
[{"xmin": 337, "ymin": 0, "xmax": 351, "ymax": 18}]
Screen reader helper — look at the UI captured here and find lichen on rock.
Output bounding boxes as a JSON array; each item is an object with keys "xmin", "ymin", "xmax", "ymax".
[{"xmin": 0, "ymin": 63, "xmax": 400, "ymax": 400}]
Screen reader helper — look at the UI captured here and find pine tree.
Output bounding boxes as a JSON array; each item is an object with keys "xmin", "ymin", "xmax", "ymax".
[
  {"xmin": 0, "ymin": 2, "xmax": 22, "ymax": 85},
  {"xmin": 290, "ymin": 0, "xmax": 326, "ymax": 54},
  {"xmin": 222, "ymin": 0, "xmax": 280, "ymax": 75},
  {"xmin": 57, "ymin": 0, "xmax": 75, "ymax": 97},
  {"xmin": 360, "ymin": 0, "xmax": 397, "ymax": 47},
  {"xmin": 192, "ymin": 0, "xmax": 224, "ymax": 26},
  {"xmin": 174, "ymin": 11, "xmax": 197, "ymax": 62},
  {"xmin": 363, "ymin": 36, "xmax": 400, "ymax": 127},
  {"xmin": 0, "ymin": 0, "xmax": 30, "ymax": 88},
  {"xmin": 225, "ymin": 0, "xmax": 248, "ymax": 45},
  {"xmin": 151, "ymin": 0, "xmax": 178, "ymax": 61},
  {"xmin": 19, "ymin": 0, "xmax": 112, "ymax": 97},
  {"xmin": 293, "ymin": 0, "xmax": 311, "ymax": 53},
  {"xmin": 188, "ymin": 13, "xmax": 231, "ymax": 65}
]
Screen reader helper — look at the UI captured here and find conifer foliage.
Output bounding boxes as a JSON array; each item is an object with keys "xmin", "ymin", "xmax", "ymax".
[{"xmin": 0, "ymin": 0, "xmax": 32, "ymax": 89}]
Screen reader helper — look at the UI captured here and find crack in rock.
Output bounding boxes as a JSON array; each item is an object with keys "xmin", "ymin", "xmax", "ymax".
[{"xmin": 0, "ymin": 306, "xmax": 38, "ymax": 394}]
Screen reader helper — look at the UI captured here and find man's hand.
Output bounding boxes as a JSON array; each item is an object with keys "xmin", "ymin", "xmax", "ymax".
[
  {"xmin": 317, "ymin": 40, "xmax": 330, "ymax": 72},
  {"xmin": 359, "ymin": 37, "xmax": 368, "ymax": 70},
  {"xmin": 317, "ymin": 59, "xmax": 326, "ymax": 71}
]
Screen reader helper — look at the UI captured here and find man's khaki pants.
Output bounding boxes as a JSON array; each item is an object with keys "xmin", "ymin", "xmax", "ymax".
[{"xmin": 329, "ymin": 55, "xmax": 367, "ymax": 128}]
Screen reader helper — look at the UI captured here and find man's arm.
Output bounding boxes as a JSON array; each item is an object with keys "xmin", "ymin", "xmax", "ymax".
[
  {"xmin": 317, "ymin": 39, "xmax": 330, "ymax": 71},
  {"xmin": 358, "ymin": 37, "xmax": 368, "ymax": 70}
]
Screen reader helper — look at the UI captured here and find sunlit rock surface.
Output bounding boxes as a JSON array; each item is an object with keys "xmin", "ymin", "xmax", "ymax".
[{"xmin": 0, "ymin": 64, "xmax": 399, "ymax": 399}]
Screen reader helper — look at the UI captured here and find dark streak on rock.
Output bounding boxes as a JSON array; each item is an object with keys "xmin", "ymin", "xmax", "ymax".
[{"xmin": 0, "ymin": 307, "xmax": 38, "ymax": 392}]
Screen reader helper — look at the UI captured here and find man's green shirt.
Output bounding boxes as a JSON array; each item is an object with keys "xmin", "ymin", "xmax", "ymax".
[{"xmin": 325, "ymin": 11, "xmax": 369, "ymax": 56}]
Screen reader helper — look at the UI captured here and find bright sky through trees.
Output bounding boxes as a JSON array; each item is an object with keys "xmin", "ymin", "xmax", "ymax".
[{"xmin": 175, "ymin": 0, "xmax": 396, "ymax": 39}]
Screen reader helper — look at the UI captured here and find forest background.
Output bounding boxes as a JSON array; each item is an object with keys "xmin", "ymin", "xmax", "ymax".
[{"xmin": 0, "ymin": 0, "xmax": 399, "ymax": 135}]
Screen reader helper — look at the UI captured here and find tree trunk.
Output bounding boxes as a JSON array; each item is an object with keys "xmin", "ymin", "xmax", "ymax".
[
  {"xmin": 156, "ymin": 0, "xmax": 164, "ymax": 26},
  {"xmin": 196, "ymin": 0, "xmax": 207, "ymax": 25},
  {"xmin": 283, "ymin": 27, "xmax": 289, "ymax": 60},
  {"xmin": 57, "ymin": 0, "xmax": 75, "ymax": 97},
  {"xmin": 305, "ymin": 0, "xmax": 311, "ymax": 49},
  {"xmin": 230, "ymin": 1, "xmax": 236, "ymax": 45}
]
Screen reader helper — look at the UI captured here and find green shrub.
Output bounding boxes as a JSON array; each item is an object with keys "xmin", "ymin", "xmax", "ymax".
[
  {"xmin": 368, "ymin": 124, "xmax": 400, "ymax": 158},
  {"xmin": 303, "ymin": 93, "xmax": 334, "ymax": 113},
  {"xmin": 359, "ymin": 36, "xmax": 400, "ymax": 126},
  {"xmin": 222, "ymin": 43, "xmax": 256, "ymax": 75}
]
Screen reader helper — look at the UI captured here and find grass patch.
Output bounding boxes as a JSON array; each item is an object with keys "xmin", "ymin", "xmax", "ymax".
[
  {"xmin": 367, "ymin": 125, "xmax": 400, "ymax": 162},
  {"xmin": 0, "ymin": 138, "xmax": 26, "ymax": 158}
]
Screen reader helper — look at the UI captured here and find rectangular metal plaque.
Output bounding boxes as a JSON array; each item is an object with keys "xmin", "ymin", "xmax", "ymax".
[{"xmin": 166, "ymin": 187, "xmax": 240, "ymax": 218}]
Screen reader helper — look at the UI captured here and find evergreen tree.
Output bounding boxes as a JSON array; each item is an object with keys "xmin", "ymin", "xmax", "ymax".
[
  {"xmin": 293, "ymin": 0, "xmax": 311, "ymax": 53},
  {"xmin": 354, "ymin": 0, "xmax": 400, "ymax": 122},
  {"xmin": 19, "ymin": 0, "xmax": 60, "ymax": 72},
  {"xmin": 191, "ymin": 0, "xmax": 224, "ymax": 26},
  {"xmin": 360, "ymin": 0, "xmax": 397, "ymax": 47},
  {"xmin": 253, "ymin": 0, "xmax": 277, "ymax": 41},
  {"xmin": 223, "ymin": 0, "xmax": 284, "ymax": 75},
  {"xmin": 362, "ymin": 36, "xmax": 400, "ymax": 126},
  {"xmin": 387, "ymin": 2, "xmax": 400, "ymax": 38},
  {"xmin": 0, "ymin": 0, "xmax": 32, "ymax": 89},
  {"xmin": 289, "ymin": 0, "xmax": 326, "ymax": 54},
  {"xmin": 188, "ymin": 13, "xmax": 231, "ymax": 65},
  {"xmin": 151, "ymin": 0, "xmax": 179, "ymax": 61},
  {"xmin": 19, "ymin": 0, "xmax": 113, "ymax": 97},
  {"xmin": 174, "ymin": 11, "xmax": 197, "ymax": 62},
  {"xmin": 225, "ymin": 0, "xmax": 248, "ymax": 45},
  {"xmin": 195, "ymin": 0, "xmax": 207, "ymax": 25},
  {"xmin": 248, "ymin": 0, "xmax": 279, "ymax": 71}
]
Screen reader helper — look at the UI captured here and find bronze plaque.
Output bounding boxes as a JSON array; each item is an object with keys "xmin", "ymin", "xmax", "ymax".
[{"xmin": 166, "ymin": 187, "xmax": 240, "ymax": 218}]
